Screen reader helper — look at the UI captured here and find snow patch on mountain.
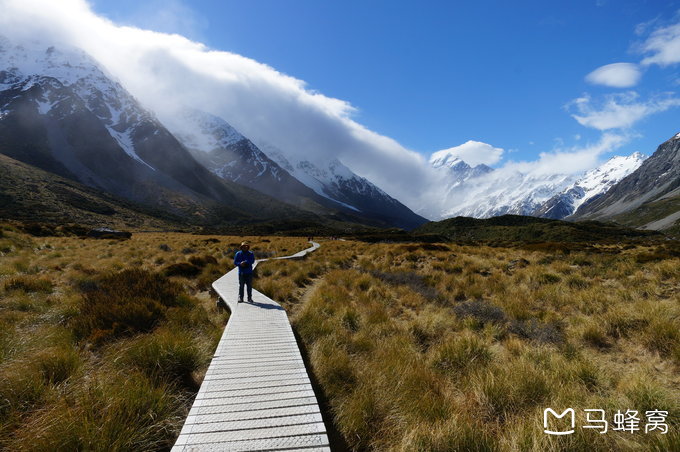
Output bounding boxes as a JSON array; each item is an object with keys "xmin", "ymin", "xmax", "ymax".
[
  {"xmin": 35, "ymin": 98, "xmax": 54, "ymax": 114},
  {"xmin": 259, "ymin": 143, "xmax": 361, "ymax": 211},
  {"xmin": 570, "ymin": 153, "xmax": 646, "ymax": 211},
  {"xmin": 165, "ymin": 109, "xmax": 285, "ymax": 184},
  {"xmin": 0, "ymin": 37, "xmax": 155, "ymax": 169},
  {"xmin": 106, "ymin": 126, "xmax": 155, "ymax": 170},
  {"xmin": 440, "ymin": 171, "xmax": 576, "ymax": 219}
]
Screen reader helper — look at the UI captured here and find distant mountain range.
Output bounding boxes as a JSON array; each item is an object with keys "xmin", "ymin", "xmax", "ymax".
[
  {"xmin": 0, "ymin": 36, "xmax": 677, "ymax": 234},
  {"xmin": 0, "ymin": 37, "xmax": 426, "ymax": 230},
  {"xmin": 428, "ymin": 148, "xmax": 646, "ymax": 222}
]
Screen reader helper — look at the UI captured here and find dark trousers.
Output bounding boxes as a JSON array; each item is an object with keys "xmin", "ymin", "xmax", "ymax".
[{"xmin": 238, "ymin": 273, "xmax": 253, "ymax": 301}]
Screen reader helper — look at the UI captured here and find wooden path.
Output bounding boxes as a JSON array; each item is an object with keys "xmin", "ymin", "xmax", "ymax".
[{"xmin": 172, "ymin": 241, "xmax": 330, "ymax": 451}]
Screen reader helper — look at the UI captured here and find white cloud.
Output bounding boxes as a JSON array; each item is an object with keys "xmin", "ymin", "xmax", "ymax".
[
  {"xmin": 430, "ymin": 140, "xmax": 504, "ymax": 166},
  {"xmin": 0, "ymin": 0, "xmax": 435, "ymax": 209},
  {"xmin": 567, "ymin": 92, "xmax": 680, "ymax": 130},
  {"xmin": 485, "ymin": 132, "xmax": 631, "ymax": 178},
  {"xmin": 423, "ymin": 132, "xmax": 633, "ymax": 220},
  {"xmin": 640, "ymin": 22, "xmax": 680, "ymax": 67},
  {"xmin": 0, "ymin": 0, "xmax": 643, "ymax": 220},
  {"xmin": 585, "ymin": 63, "xmax": 641, "ymax": 88}
]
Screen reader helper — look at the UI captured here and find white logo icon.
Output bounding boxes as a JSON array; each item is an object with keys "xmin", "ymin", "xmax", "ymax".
[{"xmin": 544, "ymin": 408, "xmax": 575, "ymax": 435}]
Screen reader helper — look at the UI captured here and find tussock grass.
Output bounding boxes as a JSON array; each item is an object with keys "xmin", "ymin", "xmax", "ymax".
[
  {"xmin": 4, "ymin": 276, "xmax": 54, "ymax": 293},
  {"xmin": 272, "ymin": 238, "xmax": 680, "ymax": 450},
  {"xmin": 4, "ymin": 370, "xmax": 183, "ymax": 452},
  {"xmin": 0, "ymin": 227, "xmax": 303, "ymax": 449},
  {"xmin": 113, "ymin": 328, "xmax": 208, "ymax": 389},
  {"xmin": 1, "ymin": 227, "xmax": 677, "ymax": 450},
  {"xmin": 72, "ymin": 269, "xmax": 191, "ymax": 345}
]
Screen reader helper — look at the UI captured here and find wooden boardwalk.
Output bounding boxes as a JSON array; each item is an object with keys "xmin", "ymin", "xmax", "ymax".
[{"xmin": 172, "ymin": 242, "xmax": 330, "ymax": 451}]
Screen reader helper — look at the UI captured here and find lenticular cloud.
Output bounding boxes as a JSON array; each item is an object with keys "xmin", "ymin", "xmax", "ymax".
[{"xmin": 585, "ymin": 63, "xmax": 641, "ymax": 88}]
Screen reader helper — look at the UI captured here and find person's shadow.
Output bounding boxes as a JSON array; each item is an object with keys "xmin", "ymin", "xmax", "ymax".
[{"xmin": 247, "ymin": 300, "xmax": 284, "ymax": 311}]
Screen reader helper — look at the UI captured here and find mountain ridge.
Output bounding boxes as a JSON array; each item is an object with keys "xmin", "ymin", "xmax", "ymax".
[{"xmin": 572, "ymin": 133, "xmax": 680, "ymax": 231}]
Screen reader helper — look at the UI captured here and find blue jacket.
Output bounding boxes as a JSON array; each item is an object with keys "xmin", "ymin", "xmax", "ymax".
[{"xmin": 234, "ymin": 250, "xmax": 255, "ymax": 274}]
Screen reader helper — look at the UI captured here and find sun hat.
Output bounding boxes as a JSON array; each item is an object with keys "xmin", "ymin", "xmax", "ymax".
[{"xmin": 240, "ymin": 241, "xmax": 250, "ymax": 248}]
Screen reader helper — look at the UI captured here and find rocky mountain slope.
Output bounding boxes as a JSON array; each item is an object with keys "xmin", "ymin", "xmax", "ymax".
[
  {"xmin": 0, "ymin": 38, "xmax": 335, "ymax": 225},
  {"xmin": 534, "ymin": 153, "xmax": 646, "ymax": 219},
  {"xmin": 572, "ymin": 134, "xmax": 680, "ymax": 231},
  {"xmin": 256, "ymin": 142, "xmax": 427, "ymax": 230},
  {"xmin": 0, "ymin": 153, "xmax": 186, "ymax": 229},
  {"xmin": 165, "ymin": 110, "xmax": 355, "ymax": 215}
]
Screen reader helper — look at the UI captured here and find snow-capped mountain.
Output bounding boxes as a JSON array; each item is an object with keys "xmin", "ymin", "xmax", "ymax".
[
  {"xmin": 573, "ymin": 134, "xmax": 680, "ymax": 230},
  {"xmin": 164, "ymin": 109, "xmax": 426, "ymax": 228},
  {"xmin": 258, "ymin": 142, "xmax": 427, "ymax": 229},
  {"xmin": 429, "ymin": 146, "xmax": 648, "ymax": 221},
  {"xmin": 0, "ymin": 38, "xmax": 297, "ymax": 221},
  {"xmin": 167, "ymin": 109, "xmax": 286, "ymax": 186},
  {"xmin": 429, "ymin": 147, "xmax": 575, "ymax": 219},
  {"xmin": 430, "ymin": 150, "xmax": 493, "ymax": 174},
  {"xmin": 165, "ymin": 109, "xmax": 321, "ymax": 209},
  {"xmin": 441, "ymin": 171, "xmax": 576, "ymax": 219},
  {"xmin": 535, "ymin": 153, "xmax": 646, "ymax": 219},
  {"xmin": 0, "ymin": 37, "xmax": 425, "ymax": 229},
  {"xmin": 429, "ymin": 150, "xmax": 494, "ymax": 189}
]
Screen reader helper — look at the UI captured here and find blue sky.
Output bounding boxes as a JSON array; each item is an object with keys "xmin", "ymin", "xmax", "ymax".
[{"xmin": 90, "ymin": 0, "xmax": 680, "ymax": 164}]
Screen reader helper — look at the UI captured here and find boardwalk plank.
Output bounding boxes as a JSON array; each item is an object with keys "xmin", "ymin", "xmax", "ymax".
[{"xmin": 172, "ymin": 242, "xmax": 327, "ymax": 452}]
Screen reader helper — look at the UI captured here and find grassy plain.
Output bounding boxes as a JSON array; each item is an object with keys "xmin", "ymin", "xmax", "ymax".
[
  {"xmin": 258, "ymin": 238, "xmax": 680, "ymax": 451},
  {"xmin": 0, "ymin": 223, "xmax": 678, "ymax": 451},
  {"xmin": 0, "ymin": 224, "xmax": 306, "ymax": 451}
]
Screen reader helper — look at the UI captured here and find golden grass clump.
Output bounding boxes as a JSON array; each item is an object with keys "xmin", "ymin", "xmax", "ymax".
[
  {"xmin": 276, "ymin": 238, "xmax": 680, "ymax": 451},
  {"xmin": 0, "ymin": 228, "xmax": 304, "ymax": 449},
  {"xmin": 1, "ymin": 226, "xmax": 678, "ymax": 451}
]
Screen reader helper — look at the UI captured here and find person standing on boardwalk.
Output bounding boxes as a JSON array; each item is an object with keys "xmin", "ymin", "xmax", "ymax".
[{"xmin": 234, "ymin": 241, "xmax": 255, "ymax": 303}]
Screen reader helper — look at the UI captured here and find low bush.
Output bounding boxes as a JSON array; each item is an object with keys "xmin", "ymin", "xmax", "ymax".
[
  {"xmin": 453, "ymin": 300, "xmax": 507, "ymax": 325},
  {"xmin": 162, "ymin": 262, "xmax": 201, "ymax": 278},
  {"xmin": 188, "ymin": 255, "xmax": 218, "ymax": 267},
  {"xmin": 71, "ymin": 269, "xmax": 191, "ymax": 345},
  {"xmin": 4, "ymin": 276, "xmax": 54, "ymax": 293}
]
